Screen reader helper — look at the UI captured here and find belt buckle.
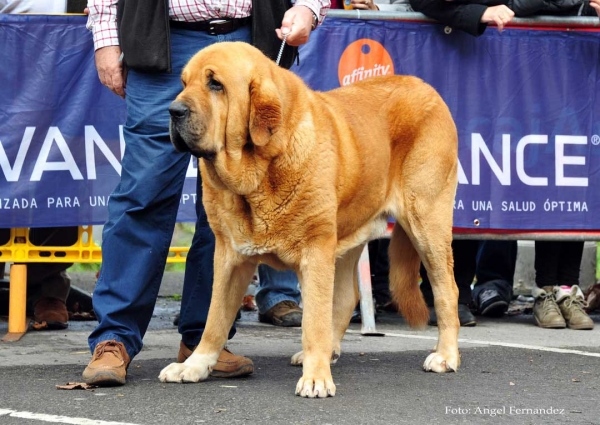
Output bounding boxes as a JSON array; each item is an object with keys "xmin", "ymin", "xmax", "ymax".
[{"xmin": 208, "ymin": 19, "xmax": 230, "ymax": 35}]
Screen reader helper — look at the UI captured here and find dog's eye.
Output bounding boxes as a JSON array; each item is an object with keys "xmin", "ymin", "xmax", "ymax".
[{"xmin": 208, "ymin": 77, "xmax": 223, "ymax": 92}]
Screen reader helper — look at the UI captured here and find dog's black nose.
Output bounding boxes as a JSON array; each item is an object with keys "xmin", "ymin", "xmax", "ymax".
[{"xmin": 169, "ymin": 101, "xmax": 189, "ymax": 119}]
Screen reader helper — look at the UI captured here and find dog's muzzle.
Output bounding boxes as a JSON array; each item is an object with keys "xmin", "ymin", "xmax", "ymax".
[
  {"xmin": 169, "ymin": 101, "xmax": 191, "ymax": 153},
  {"xmin": 168, "ymin": 101, "xmax": 217, "ymax": 160}
]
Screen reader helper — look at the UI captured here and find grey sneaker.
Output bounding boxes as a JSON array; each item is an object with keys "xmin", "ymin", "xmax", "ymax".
[
  {"xmin": 532, "ymin": 286, "xmax": 566, "ymax": 329},
  {"xmin": 555, "ymin": 285, "xmax": 594, "ymax": 330}
]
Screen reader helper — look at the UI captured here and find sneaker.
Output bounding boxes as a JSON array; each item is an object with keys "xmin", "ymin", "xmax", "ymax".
[
  {"xmin": 532, "ymin": 286, "xmax": 566, "ymax": 329},
  {"xmin": 428, "ymin": 304, "xmax": 476, "ymax": 327},
  {"xmin": 555, "ymin": 285, "xmax": 594, "ymax": 330},
  {"xmin": 33, "ymin": 297, "xmax": 68, "ymax": 330},
  {"xmin": 476, "ymin": 289, "xmax": 509, "ymax": 318},
  {"xmin": 177, "ymin": 342, "xmax": 254, "ymax": 377},
  {"xmin": 82, "ymin": 340, "xmax": 130, "ymax": 386},
  {"xmin": 258, "ymin": 300, "xmax": 302, "ymax": 327}
]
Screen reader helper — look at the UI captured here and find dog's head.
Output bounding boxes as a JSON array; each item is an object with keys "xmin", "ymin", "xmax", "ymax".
[{"xmin": 169, "ymin": 42, "xmax": 283, "ymax": 161}]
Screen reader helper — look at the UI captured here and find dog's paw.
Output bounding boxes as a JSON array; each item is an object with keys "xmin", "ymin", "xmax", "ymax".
[
  {"xmin": 290, "ymin": 351, "xmax": 304, "ymax": 366},
  {"xmin": 295, "ymin": 374, "xmax": 336, "ymax": 398},
  {"xmin": 291, "ymin": 350, "xmax": 341, "ymax": 366},
  {"xmin": 422, "ymin": 351, "xmax": 460, "ymax": 373},
  {"xmin": 158, "ymin": 361, "xmax": 210, "ymax": 383}
]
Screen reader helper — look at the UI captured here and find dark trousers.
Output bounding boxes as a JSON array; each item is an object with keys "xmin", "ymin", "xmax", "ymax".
[
  {"xmin": 368, "ymin": 238, "xmax": 391, "ymax": 305},
  {"xmin": 421, "ymin": 240, "xmax": 517, "ymax": 306},
  {"xmin": 535, "ymin": 241, "xmax": 584, "ymax": 288}
]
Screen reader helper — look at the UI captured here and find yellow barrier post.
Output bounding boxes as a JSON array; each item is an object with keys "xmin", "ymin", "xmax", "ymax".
[
  {"xmin": 2, "ymin": 264, "xmax": 28, "ymax": 341},
  {"xmin": 0, "ymin": 225, "xmax": 189, "ymax": 342}
]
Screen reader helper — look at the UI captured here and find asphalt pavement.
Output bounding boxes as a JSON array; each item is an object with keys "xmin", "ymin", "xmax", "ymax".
[{"xmin": 1, "ymin": 294, "xmax": 600, "ymax": 425}]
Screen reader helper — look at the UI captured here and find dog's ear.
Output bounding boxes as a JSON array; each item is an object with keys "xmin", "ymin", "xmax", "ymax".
[{"xmin": 249, "ymin": 76, "xmax": 282, "ymax": 147}]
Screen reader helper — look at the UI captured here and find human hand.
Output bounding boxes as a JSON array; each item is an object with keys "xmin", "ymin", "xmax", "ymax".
[
  {"xmin": 351, "ymin": 0, "xmax": 379, "ymax": 10},
  {"xmin": 481, "ymin": 5, "xmax": 515, "ymax": 33},
  {"xmin": 94, "ymin": 46, "xmax": 126, "ymax": 98},
  {"xmin": 590, "ymin": 0, "xmax": 600, "ymax": 17},
  {"xmin": 276, "ymin": 5, "xmax": 314, "ymax": 46}
]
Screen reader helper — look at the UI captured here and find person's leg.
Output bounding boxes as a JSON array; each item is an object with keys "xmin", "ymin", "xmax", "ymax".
[
  {"xmin": 532, "ymin": 241, "xmax": 566, "ymax": 328},
  {"xmin": 89, "ymin": 71, "xmax": 190, "ymax": 358},
  {"xmin": 535, "ymin": 240, "xmax": 561, "ymax": 288},
  {"xmin": 87, "ymin": 64, "xmax": 192, "ymax": 360},
  {"xmin": 83, "ymin": 60, "xmax": 194, "ymax": 385},
  {"xmin": 26, "ymin": 227, "xmax": 78, "ymax": 329},
  {"xmin": 256, "ymin": 266, "xmax": 302, "ymax": 327},
  {"xmin": 27, "ymin": 227, "xmax": 77, "ymax": 307},
  {"xmin": 472, "ymin": 240, "xmax": 517, "ymax": 316},
  {"xmin": 368, "ymin": 238, "xmax": 392, "ymax": 307},
  {"xmin": 557, "ymin": 241, "xmax": 584, "ymax": 287}
]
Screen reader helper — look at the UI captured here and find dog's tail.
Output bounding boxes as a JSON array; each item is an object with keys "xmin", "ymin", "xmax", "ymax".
[{"xmin": 388, "ymin": 223, "xmax": 429, "ymax": 329}]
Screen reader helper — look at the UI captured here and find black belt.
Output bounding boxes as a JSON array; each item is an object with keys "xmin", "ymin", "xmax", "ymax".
[{"xmin": 170, "ymin": 17, "xmax": 251, "ymax": 35}]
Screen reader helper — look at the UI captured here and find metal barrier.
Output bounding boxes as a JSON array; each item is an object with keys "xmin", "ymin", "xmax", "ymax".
[{"xmin": 327, "ymin": 9, "xmax": 600, "ymax": 28}]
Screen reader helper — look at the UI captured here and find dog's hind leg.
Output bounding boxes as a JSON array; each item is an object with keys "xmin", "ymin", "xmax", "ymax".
[
  {"xmin": 159, "ymin": 243, "xmax": 255, "ymax": 383},
  {"xmin": 291, "ymin": 244, "xmax": 362, "ymax": 367},
  {"xmin": 393, "ymin": 193, "xmax": 460, "ymax": 373}
]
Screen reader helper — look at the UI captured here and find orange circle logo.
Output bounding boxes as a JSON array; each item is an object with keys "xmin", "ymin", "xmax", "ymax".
[{"xmin": 338, "ymin": 39, "xmax": 394, "ymax": 87}]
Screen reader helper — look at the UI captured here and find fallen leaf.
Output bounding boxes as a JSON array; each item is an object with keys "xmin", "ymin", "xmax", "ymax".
[
  {"xmin": 572, "ymin": 378, "xmax": 580, "ymax": 382},
  {"xmin": 56, "ymin": 382, "xmax": 97, "ymax": 391}
]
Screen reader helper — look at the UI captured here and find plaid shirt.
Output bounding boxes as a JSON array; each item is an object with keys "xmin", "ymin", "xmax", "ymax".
[{"xmin": 87, "ymin": 0, "xmax": 330, "ymax": 50}]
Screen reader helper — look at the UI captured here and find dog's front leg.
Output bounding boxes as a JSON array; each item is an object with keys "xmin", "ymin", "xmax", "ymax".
[
  {"xmin": 295, "ymin": 247, "xmax": 337, "ymax": 398},
  {"xmin": 159, "ymin": 245, "xmax": 254, "ymax": 383}
]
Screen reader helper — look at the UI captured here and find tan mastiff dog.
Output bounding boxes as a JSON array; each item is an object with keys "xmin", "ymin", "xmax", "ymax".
[{"xmin": 159, "ymin": 42, "xmax": 460, "ymax": 398}]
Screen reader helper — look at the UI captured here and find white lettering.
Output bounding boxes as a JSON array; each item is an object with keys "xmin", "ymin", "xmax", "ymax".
[
  {"xmin": 555, "ymin": 135, "xmax": 588, "ymax": 187},
  {"xmin": 0, "ymin": 126, "xmax": 35, "ymax": 182},
  {"xmin": 516, "ymin": 135, "xmax": 548, "ymax": 186},
  {"xmin": 31, "ymin": 127, "xmax": 83, "ymax": 181},
  {"xmin": 471, "ymin": 133, "xmax": 511, "ymax": 185},
  {"xmin": 85, "ymin": 126, "xmax": 122, "ymax": 179}
]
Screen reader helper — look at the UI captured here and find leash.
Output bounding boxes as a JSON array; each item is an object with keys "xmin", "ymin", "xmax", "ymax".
[{"xmin": 275, "ymin": 33, "xmax": 288, "ymax": 66}]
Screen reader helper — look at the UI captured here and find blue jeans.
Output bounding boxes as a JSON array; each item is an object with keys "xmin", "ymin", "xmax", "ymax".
[
  {"xmin": 255, "ymin": 266, "xmax": 301, "ymax": 313},
  {"xmin": 89, "ymin": 26, "xmax": 251, "ymax": 359}
]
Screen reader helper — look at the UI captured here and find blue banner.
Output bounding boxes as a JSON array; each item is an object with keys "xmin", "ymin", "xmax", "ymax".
[{"xmin": 1, "ymin": 15, "xmax": 599, "ymax": 230}]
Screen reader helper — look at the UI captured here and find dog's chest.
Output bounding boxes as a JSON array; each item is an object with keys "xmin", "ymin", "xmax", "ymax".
[{"xmin": 231, "ymin": 240, "xmax": 270, "ymax": 256}]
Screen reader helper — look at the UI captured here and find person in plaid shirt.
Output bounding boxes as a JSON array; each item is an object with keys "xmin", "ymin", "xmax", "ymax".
[{"xmin": 82, "ymin": 0, "xmax": 330, "ymax": 387}]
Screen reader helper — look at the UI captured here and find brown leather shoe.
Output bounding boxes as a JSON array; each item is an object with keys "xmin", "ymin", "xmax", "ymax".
[
  {"xmin": 258, "ymin": 300, "xmax": 303, "ymax": 327},
  {"xmin": 177, "ymin": 342, "xmax": 254, "ymax": 378},
  {"xmin": 33, "ymin": 298, "xmax": 68, "ymax": 330},
  {"xmin": 82, "ymin": 340, "xmax": 131, "ymax": 386}
]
